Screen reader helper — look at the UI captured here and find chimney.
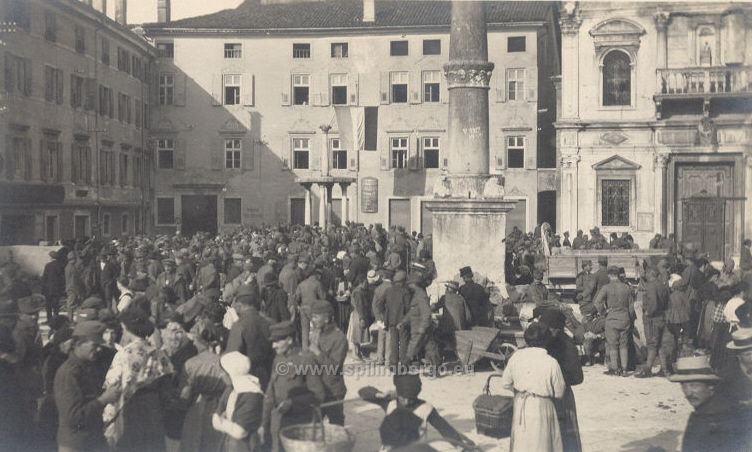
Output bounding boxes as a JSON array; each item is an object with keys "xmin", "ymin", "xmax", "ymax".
[
  {"xmin": 158, "ymin": 0, "xmax": 171, "ymax": 23},
  {"xmin": 115, "ymin": 0, "xmax": 127, "ymax": 26},
  {"xmin": 363, "ymin": 0, "xmax": 375, "ymax": 23}
]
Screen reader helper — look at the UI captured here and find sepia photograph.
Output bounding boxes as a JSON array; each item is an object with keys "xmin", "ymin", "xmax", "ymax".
[{"xmin": 0, "ymin": 0, "xmax": 751, "ymax": 450}]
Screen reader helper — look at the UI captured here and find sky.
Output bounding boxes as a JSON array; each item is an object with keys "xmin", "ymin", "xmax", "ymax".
[{"xmin": 125, "ymin": 0, "xmax": 245, "ymax": 25}]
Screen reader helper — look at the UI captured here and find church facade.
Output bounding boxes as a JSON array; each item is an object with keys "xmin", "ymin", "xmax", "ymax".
[{"xmin": 556, "ymin": 2, "xmax": 752, "ymax": 261}]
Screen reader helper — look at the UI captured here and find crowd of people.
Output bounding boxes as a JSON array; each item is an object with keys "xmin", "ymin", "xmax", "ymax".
[{"xmin": 0, "ymin": 220, "xmax": 751, "ymax": 452}]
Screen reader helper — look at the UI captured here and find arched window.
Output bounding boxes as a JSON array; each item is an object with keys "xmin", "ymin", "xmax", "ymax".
[{"xmin": 602, "ymin": 50, "xmax": 631, "ymax": 106}]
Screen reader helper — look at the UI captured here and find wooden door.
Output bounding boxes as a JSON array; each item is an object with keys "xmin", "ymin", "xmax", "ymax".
[
  {"xmin": 682, "ymin": 199, "xmax": 725, "ymax": 260},
  {"xmin": 389, "ymin": 199, "xmax": 411, "ymax": 230},
  {"xmin": 290, "ymin": 198, "xmax": 305, "ymax": 225},
  {"xmin": 181, "ymin": 195, "xmax": 217, "ymax": 236},
  {"xmin": 675, "ymin": 163, "xmax": 733, "ymax": 258}
]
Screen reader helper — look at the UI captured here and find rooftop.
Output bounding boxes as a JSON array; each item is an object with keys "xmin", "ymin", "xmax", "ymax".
[{"xmin": 143, "ymin": 0, "xmax": 552, "ymax": 31}]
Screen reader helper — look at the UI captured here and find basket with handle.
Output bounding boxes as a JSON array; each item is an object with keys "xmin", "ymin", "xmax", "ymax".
[
  {"xmin": 279, "ymin": 402, "xmax": 355, "ymax": 452},
  {"xmin": 472, "ymin": 374, "xmax": 513, "ymax": 438}
]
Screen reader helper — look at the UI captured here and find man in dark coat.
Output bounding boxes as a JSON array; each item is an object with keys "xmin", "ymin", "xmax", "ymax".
[
  {"xmin": 592, "ymin": 256, "xmax": 611, "ymax": 299},
  {"xmin": 594, "ymin": 266, "xmax": 635, "ymax": 376},
  {"xmin": 226, "ymin": 285, "xmax": 273, "ymax": 389},
  {"xmin": 384, "ymin": 271, "xmax": 412, "ymax": 367},
  {"xmin": 308, "ymin": 299, "xmax": 348, "ymax": 425},
  {"xmin": 575, "ymin": 260, "xmax": 596, "ymax": 316},
  {"xmin": 42, "ymin": 249, "xmax": 67, "ymax": 320},
  {"xmin": 260, "ymin": 272, "xmax": 291, "ymax": 324},
  {"xmin": 670, "ymin": 355, "xmax": 752, "ymax": 452},
  {"xmin": 636, "ymin": 267, "xmax": 671, "ymax": 378},
  {"xmin": 458, "ymin": 266, "xmax": 491, "ymax": 327},
  {"xmin": 54, "ymin": 321, "xmax": 119, "ymax": 452},
  {"xmin": 294, "ymin": 268, "xmax": 328, "ymax": 350},
  {"xmin": 99, "ymin": 249, "xmax": 120, "ymax": 311}
]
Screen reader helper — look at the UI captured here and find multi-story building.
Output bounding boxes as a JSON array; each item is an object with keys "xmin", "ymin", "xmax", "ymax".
[
  {"xmin": 142, "ymin": 0, "xmax": 560, "ymax": 236},
  {"xmin": 556, "ymin": 2, "xmax": 752, "ymax": 260},
  {"xmin": 1, "ymin": 0, "xmax": 156, "ymax": 244}
]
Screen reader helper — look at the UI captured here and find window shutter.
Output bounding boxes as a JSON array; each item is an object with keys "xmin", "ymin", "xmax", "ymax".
[
  {"xmin": 310, "ymin": 136, "xmax": 320, "ymax": 171},
  {"xmin": 4, "ymin": 135, "xmax": 12, "ymax": 180},
  {"xmin": 408, "ymin": 135, "xmax": 418, "ymax": 170},
  {"xmin": 242, "ymin": 136, "xmax": 254, "ymax": 170},
  {"xmin": 494, "ymin": 134, "xmax": 505, "ymax": 170},
  {"xmin": 108, "ymin": 89, "xmax": 114, "ymax": 118},
  {"xmin": 23, "ymin": 59, "xmax": 32, "ymax": 96},
  {"xmin": 4, "ymin": 53, "xmax": 14, "ymax": 92},
  {"xmin": 380, "ymin": 136, "xmax": 390, "ymax": 170},
  {"xmin": 85, "ymin": 147, "xmax": 92, "ymax": 184},
  {"xmin": 379, "ymin": 71, "xmax": 390, "ymax": 105},
  {"xmin": 174, "ymin": 73, "xmax": 186, "ymax": 106},
  {"xmin": 71, "ymin": 143, "xmax": 79, "ymax": 183},
  {"xmin": 440, "ymin": 70, "xmax": 448, "ymax": 104},
  {"xmin": 349, "ymin": 73, "xmax": 359, "ymax": 105},
  {"xmin": 56, "ymin": 142, "xmax": 63, "ymax": 182},
  {"xmin": 23, "ymin": 138, "xmax": 32, "ymax": 180},
  {"xmin": 211, "ymin": 138, "xmax": 222, "ymax": 170},
  {"xmin": 211, "ymin": 73, "xmax": 222, "ymax": 106},
  {"xmin": 526, "ymin": 69, "xmax": 536, "ymax": 102},
  {"xmin": 409, "ymin": 71, "xmax": 421, "ymax": 104},
  {"xmin": 85, "ymin": 78, "xmax": 96, "ymax": 110},
  {"xmin": 39, "ymin": 140, "xmax": 47, "ymax": 181},
  {"xmin": 349, "ymin": 153, "xmax": 358, "ymax": 172},
  {"xmin": 69, "ymin": 74, "xmax": 75, "ymax": 108},
  {"xmin": 174, "ymin": 138, "xmax": 185, "ymax": 170},
  {"xmin": 495, "ymin": 69, "xmax": 506, "ymax": 102},
  {"xmin": 318, "ymin": 74, "xmax": 329, "ymax": 106},
  {"xmin": 242, "ymin": 74, "xmax": 254, "ymax": 106},
  {"xmin": 281, "ymin": 73, "xmax": 291, "ymax": 106},
  {"xmin": 56, "ymin": 69, "xmax": 64, "ymax": 104}
]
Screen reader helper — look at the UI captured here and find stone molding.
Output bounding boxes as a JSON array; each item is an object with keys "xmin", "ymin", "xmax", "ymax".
[
  {"xmin": 559, "ymin": 2, "xmax": 582, "ymax": 36},
  {"xmin": 654, "ymin": 153, "xmax": 670, "ymax": 169},
  {"xmin": 654, "ymin": 11, "xmax": 670, "ymax": 31},
  {"xmin": 560, "ymin": 154, "xmax": 581, "ymax": 169},
  {"xmin": 443, "ymin": 61, "xmax": 495, "ymax": 89}
]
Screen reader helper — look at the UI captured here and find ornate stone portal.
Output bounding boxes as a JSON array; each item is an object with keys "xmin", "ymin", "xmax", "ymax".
[{"xmin": 425, "ymin": 1, "xmax": 516, "ymax": 301}]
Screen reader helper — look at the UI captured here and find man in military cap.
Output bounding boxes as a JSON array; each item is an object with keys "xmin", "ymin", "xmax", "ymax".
[
  {"xmin": 589, "ymin": 227, "xmax": 608, "ymax": 249},
  {"xmin": 594, "ymin": 266, "xmax": 635, "ymax": 376},
  {"xmin": 308, "ymin": 299, "xmax": 348, "ymax": 425},
  {"xmin": 593, "ymin": 256, "xmax": 611, "ymax": 300},
  {"xmin": 572, "ymin": 230, "xmax": 585, "ymax": 250},
  {"xmin": 576, "ymin": 260, "xmax": 596, "ymax": 316},
  {"xmin": 402, "ymin": 272, "xmax": 434, "ymax": 371},
  {"xmin": 42, "ymin": 249, "xmax": 67, "ymax": 320},
  {"xmin": 278, "ymin": 253, "xmax": 300, "ymax": 313},
  {"xmin": 371, "ymin": 268, "xmax": 394, "ymax": 365},
  {"xmin": 54, "ymin": 320, "xmax": 119, "ymax": 451},
  {"xmin": 260, "ymin": 320, "xmax": 322, "ymax": 452},
  {"xmin": 155, "ymin": 257, "xmax": 189, "ymax": 305},
  {"xmin": 385, "ymin": 271, "xmax": 412, "ymax": 367},
  {"xmin": 260, "ymin": 271, "xmax": 291, "ymax": 324},
  {"xmin": 458, "ymin": 266, "xmax": 491, "ymax": 327},
  {"xmin": 522, "ymin": 269, "xmax": 549, "ymax": 306},
  {"xmin": 294, "ymin": 267, "xmax": 328, "ymax": 350}
]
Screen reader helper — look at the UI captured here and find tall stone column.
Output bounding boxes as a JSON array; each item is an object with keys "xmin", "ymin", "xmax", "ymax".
[
  {"xmin": 654, "ymin": 12, "xmax": 669, "ymax": 69},
  {"xmin": 302, "ymin": 183, "xmax": 313, "ymax": 226},
  {"xmin": 318, "ymin": 183, "xmax": 327, "ymax": 228},
  {"xmin": 745, "ymin": 154, "xmax": 752, "ymax": 246},
  {"xmin": 324, "ymin": 184, "xmax": 333, "ymax": 227},
  {"xmin": 654, "ymin": 154, "xmax": 669, "ymax": 235},
  {"xmin": 339, "ymin": 182, "xmax": 350, "ymax": 224},
  {"xmin": 425, "ymin": 1, "xmax": 516, "ymax": 301},
  {"xmin": 560, "ymin": 154, "xmax": 580, "ymax": 234}
]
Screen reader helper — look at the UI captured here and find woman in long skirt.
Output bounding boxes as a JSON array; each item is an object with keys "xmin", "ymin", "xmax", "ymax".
[{"xmin": 501, "ymin": 322, "xmax": 567, "ymax": 452}]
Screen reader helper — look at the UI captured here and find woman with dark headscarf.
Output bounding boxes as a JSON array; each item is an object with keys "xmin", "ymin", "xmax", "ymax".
[{"xmin": 102, "ymin": 308, "xmax": 174, "ymax": 451}]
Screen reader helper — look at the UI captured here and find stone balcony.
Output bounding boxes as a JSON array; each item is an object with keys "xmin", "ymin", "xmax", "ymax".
[{"xmin": 654, "ymin": 66, "xmax": 752, "ymax": 118}]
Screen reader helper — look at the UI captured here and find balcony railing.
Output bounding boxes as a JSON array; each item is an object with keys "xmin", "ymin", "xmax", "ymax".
[{"xmin": 656, "ymin": 66, "xmax": 752, "ymax": 96}]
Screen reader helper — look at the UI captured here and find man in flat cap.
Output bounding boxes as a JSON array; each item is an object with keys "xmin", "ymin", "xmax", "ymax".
[
  {"xmin": 593, "ymin": 256, "xmax": 611, "ymax": 300},
  {"xmin": 42, "ymin": 249, "xmax": 67, "ymax": 320},
  {"xmin": 594, "ymin": 266, "xmax": 635, "ymax": 376},
  {"xmin": 226, "ymin": 285, "xmax": 273, "ymax": 389},
  {"xmin": 308, "ymin": 299, "xmax": 348, "ymax": 425},
  {"xmin": 576, "ymin": 259, "xmax": 596, "ymax": 316},
  {"xmin": 458, "ymin": 266, "xmax": 491, "ymax": 327},
  {"xmin": 54, "ymin": 321, "xmax": 119, "ymax": 451},
  {"xmin": 260, "ymin": 320, "xmax": 321, "ymax": 452},
  {"xmin": 294, "ymin": 268, "xmax": 328, "ymax": 350}
]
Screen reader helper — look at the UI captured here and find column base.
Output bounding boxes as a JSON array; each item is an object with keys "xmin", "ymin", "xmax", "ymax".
[{"xmin": 424, "ymin": 198, "xmax": 517, "ymax": 304}]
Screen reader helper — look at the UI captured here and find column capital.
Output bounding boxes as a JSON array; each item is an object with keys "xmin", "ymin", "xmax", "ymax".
[
  {"xmin": 654, "ymin": 153, "xmax": 670, "ymax": 169},
  {"xmin": 559, "ymin": 3, "xmax": 582, "ymax": 37},
  {"xmin": 560, "ymin": 154, "xmax": 580, "ymax": 169},
  {"xmin": 745, "ymin": 153, "xmax": 752, "ymax": 168},
  {"xmin": 654, "ymin": 11, "xmax": 670, "ymax": 31},
  {"xmin": 443, "ymin": 61, "xmax": 495, "ymax": 89}
]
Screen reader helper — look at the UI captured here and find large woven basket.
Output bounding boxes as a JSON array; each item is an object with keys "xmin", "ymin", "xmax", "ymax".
[
  {"xmin": 279, "ymin": 423, "xmax": 355, "ymax": 452},
  {"xmin": 472, "ymin": 374, "xmax": 513, "ymax": 438}
]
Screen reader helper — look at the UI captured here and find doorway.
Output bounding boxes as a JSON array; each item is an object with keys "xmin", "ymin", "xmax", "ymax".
[
  {"xmin": 389, "ymin": 199, "xmax": 411, "ymax": 230},
  {"xmin": 74, "ymin": 215, "xmax": 89, "ymax": 240},
  {"xmin": 682, "ymin": 199, "xmax": 726, "ymax": 261},
  {"xmin": 290, "ymin": 198, "xmax": 305, "ymax": 225},
  {"xmin": 46, "ymin": 215, "xmax": 58, "ymax": 243},
  {"xmin": 537, "ymin": 191, "xmax": 557, "ymax": 233},
  {"xmin": 181, "ymin": 195, "xmax": 218, "ymax": 236}
]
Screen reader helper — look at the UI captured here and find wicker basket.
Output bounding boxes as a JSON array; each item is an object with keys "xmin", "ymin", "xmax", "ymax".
[
  {"xmin": 472, "ymin": 374, "xmax": 513, "ymax": 438},
  {"xmin": 279, "ymin": 422, "xmax": 355, "ymax": 452}
]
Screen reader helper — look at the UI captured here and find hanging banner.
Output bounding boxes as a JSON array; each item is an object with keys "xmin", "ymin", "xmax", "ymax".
[{"xmin": 361, "ymin": 177, "xmax": 378, "ymax": 213}]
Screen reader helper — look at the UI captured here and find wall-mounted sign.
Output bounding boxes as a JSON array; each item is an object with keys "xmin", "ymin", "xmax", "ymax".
[{"xmin": 361, "ymin": 177, "xmax": 378, "ymax": 213}]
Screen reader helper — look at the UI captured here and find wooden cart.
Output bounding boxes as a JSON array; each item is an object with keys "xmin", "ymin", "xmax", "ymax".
[{"xmin": 455, "ymin": 326, "xmax": 524, "ymax": 372}]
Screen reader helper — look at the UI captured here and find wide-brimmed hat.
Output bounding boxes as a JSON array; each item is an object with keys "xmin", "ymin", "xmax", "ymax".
[
  {"xmin": 367, "ymin": 270, "xmax": 381, "ymax": 284},
  {"xmin": 668, "ymin": 355, "xmax": 721, "ymax": 382},
  {"xmin": 727, "ymin": 327, "xmax": 752, "ymax": 351}
]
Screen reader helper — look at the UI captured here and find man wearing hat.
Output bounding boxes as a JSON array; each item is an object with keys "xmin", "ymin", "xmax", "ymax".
[
  {"xmin": 261, "ymin": 320, "xmax": 321, "ymax": 452},
  {"xmin": 458, "ymin": 266, "xmax": 491, "ymax": 327},
  {"xmin": 42, "ymin": 249, "xmax": 67, "ymax": 320},
  {"xmin": 721, "ymin": 327, "xmax": 752, "ymax": 405},
  {"xmin": 278, "ymin": 253, "xmax": 300, "ymax": 313},
  {"xmin": 308, "ymin": 299, "xmax": 348, "ymax": 425},
  {"xmin": 575, "ymin": 260, "xmax": 596, "ymax": 316},
  {"xmin": 636, "ymin": 267, "xmax": 671, "ymax": 379},
  {"xmin": 670, "ymin": 355, "xmax": 752, "ymax": 452},
  {"xmin": 293, "ymin": 267, "xmax": 328, "ymax": 350},
  {"xmin": 54, "ymin": 320, "xmax": 120, "ymax": 451},
  {"xmin": 155, "ymin": 257, "xmax": 189, "ymax": 305},
  {"xmin": 588, "ymin": 227, "xmax": 608, "ymax": 249},
  {"xmin": 594, "ymin": 266, "xmax": 635, "ymax": 376},
  {"xmin": 371, "ymin": 268, "xmax": 394, "ymax": 365},
  {"xmin": 260, "ymin": 271, "xmax": 291, "ymax": 324},
  {"xmin": 384, "ymin": 271, "xmax": 412, "ymax": 367},
  {"xmin": 226, "ymin": 285, "xmax": 273, "ymax": 389},
  {"xmin": 592, "ymin": 256, "xmax": 610, "ymax": 299},
  {"xmin": 256, "ymin": 252, "xmax": 278, "ymax": 291},
  {"xmin": 522, "ymin": 269, "xmax": 549, "ymax": 306},
  {"xmin": 436, "ymin": 281, "xmax": 471, "ymax": 333},
  {"xmin": 196, "ymin": 250, "xmax": 220, "ymax": 295},
  {"xmin": 402, "ymin": 272, "xmax": 434, "ymax": 371}
]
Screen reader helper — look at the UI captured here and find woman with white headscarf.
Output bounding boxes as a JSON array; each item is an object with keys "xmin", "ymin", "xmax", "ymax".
[{"xmin": 213, "ymin": 351, "xmax": 264, "ymax": 452}]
